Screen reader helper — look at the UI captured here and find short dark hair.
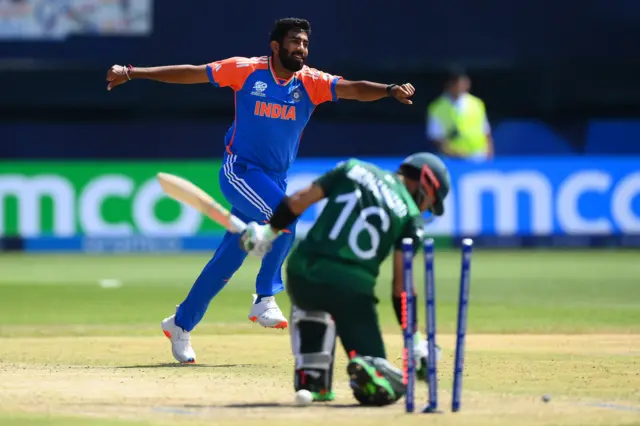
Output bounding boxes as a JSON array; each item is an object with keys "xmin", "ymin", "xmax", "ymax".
[
  {"xmin": 270, "ymin": 18, "xmax": 311, "ymax": 44},
  {"xmin": 445, "ymin": 66, "xmax": 468, "ymax": 86}
]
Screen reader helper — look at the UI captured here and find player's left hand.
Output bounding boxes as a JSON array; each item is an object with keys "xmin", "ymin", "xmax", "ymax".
[
  {"xmin": 390, "ymin": 83, "xmax": 415, "ymax": 105},
  {"xmin": 240, "ymin": 222, "xmax": 279, "ymax": 257}
]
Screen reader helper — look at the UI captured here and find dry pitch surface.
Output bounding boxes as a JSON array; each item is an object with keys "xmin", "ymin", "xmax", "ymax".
[{"xmin": 1, "ymin": 331, "xmax": 639, "ymax": 426}]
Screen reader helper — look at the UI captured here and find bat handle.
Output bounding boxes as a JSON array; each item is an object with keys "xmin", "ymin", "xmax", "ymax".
[{"xmin": 230, "ymin": 216, "xmax": 248, "ymax": 233}]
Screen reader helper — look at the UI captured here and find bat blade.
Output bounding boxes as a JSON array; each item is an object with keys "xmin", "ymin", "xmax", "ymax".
[{"xmin": 156, "ymin": 172, "xmax": 246, "ymax": 233}]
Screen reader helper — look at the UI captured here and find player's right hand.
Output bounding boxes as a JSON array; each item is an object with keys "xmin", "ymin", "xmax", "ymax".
[
  {"xmin": 106, "ymin": 65, "xmax": 131, "ymax": 91},
  {"xmin": 240, "ymin": 222, "xmax": 279, "ymax": 257}
]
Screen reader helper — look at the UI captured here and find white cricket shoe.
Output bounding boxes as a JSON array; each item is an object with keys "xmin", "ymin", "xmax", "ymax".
[
  {"xmin": 161, "ymin": 311, "xmax": 196, "ymax": 364},
  {"xmin": 248, "ymin": 294, "xmax": 288, "ymax": 329}
]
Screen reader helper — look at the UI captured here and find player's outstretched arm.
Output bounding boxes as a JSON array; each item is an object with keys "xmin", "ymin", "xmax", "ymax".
[
  {"xmin": 269, "ymin": 184, "xmax": 325, "ymax": 232},
  {"xmin": 335, "ymin": 80, "xmax": 415, "ymax": 104},
  {"xmin": 106, "ymin": 64, "xmax": 209, "ymax": 91}
]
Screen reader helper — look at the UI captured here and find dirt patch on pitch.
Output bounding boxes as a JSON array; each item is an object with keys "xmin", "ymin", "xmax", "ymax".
[{"xmin": 0, "ymin": 335, "xmax": 639, "ymax": 426}]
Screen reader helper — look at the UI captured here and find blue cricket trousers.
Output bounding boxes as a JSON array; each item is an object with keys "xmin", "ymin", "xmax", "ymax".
[{"xmin": 175, "ymin": 154, "xmax": 296, "ymax": 331}]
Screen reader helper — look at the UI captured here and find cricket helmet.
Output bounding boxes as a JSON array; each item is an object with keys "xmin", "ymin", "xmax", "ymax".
[{"xmin": 398, "ymin": 152, "xmax": 450, "ymax": 216}]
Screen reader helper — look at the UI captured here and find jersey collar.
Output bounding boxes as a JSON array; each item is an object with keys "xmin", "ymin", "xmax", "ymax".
[{"xmin": 269, "ymin": 56, "xmax": 296, "ymax": 86}]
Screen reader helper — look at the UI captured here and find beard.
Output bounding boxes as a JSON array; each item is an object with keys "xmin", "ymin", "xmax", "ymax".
[{"xmin": 278, "ymin": 47, "xmax": 305, "ymax": 72}]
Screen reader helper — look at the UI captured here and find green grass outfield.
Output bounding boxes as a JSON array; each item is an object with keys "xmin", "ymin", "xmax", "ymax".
[
  {"xmin": 1, "ymin": 250, "xmax": 639, "ymax": 335},
  {"xmin": 0, "ymin": 250, "xmax": 639, "ymax": 426}
]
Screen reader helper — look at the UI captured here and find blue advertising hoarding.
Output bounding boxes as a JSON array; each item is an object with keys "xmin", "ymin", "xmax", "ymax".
[{"xmin": 3, "ymin": 157, "xmax": 638, "ymax": 252}]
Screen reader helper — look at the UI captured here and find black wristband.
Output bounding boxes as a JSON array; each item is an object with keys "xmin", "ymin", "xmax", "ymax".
[
  {"xmin": 270, "ymin": 196, "xmax": 299, "ymax": 230},
  {"xmin": 386, "ymin": 84, "xmax": 397, "ymax": 96},
  {"xmin": 392, "ymin": 295, "xmax": 403, "ymax": 325},
  {"xmin": 392, "ymin": 294, "xmax": 417, "ymax": 327}
]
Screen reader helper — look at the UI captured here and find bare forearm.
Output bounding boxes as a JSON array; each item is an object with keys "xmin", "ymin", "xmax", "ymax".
[
  {"xmin": 285, "ymin": 185, "xmax": 324, "ymax": 215},
  {"xmin": 351, "ymin": 81, "xmax": 389, "ymax": 101},
  {"xmin": 268, "ymin": 184, "xmax": 324, "ymax": 232},
  {"xmin": 337, "ymin": 80, "xmax": 390, "ymax": 101},
  {"xmin": 130, "ymin": 65, "xmax": 208, "ymax": 84},
  {"xmin": 392, "ymin": 250, "xmax": 405, "ymax": 297}
]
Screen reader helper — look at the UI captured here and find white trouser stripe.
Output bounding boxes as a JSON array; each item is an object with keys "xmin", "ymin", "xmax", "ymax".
[
  {"xmin": 230, "ymin": 155, "xmax": 274, "ymax": 216},
  {"xmin": 223, "ymin": 156, "xmax": 270, "ymax": 218},
  {"xmin": 226, "ymin": 155, "xmax": 273, "ymax": 217},
  {"xmin": 223, "ymin": 155, "xmax": 273, "ymax": 219},
  {"xmin": 223, "ymin": 156, "xmax": 269, "ymax": 217}
]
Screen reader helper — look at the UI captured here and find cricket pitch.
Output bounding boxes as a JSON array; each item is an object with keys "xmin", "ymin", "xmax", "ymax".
[
  {"xmin": 1, "ymin": 333, "xmax": 639, "ymax": 426},
  {"xmin": 1, "ymin": 251, "xmax": 639, "ymax": 425}
]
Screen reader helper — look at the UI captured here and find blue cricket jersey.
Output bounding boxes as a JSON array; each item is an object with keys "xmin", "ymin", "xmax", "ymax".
[{"xmin": 205, "ymin": 56, "xmax": 342, "ymax": 175}]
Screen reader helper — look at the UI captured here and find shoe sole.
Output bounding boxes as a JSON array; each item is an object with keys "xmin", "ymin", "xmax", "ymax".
[
  {"xmin": 347, "ymin": 359, "xmax": 395, "ymax": 403},
  {"xmin": 162, "ymin": 329, "xmax": 196, "ymax": 364},
  {"xmin": 249, "ymin": 316, "xmax": 288, "ymax": 329}
]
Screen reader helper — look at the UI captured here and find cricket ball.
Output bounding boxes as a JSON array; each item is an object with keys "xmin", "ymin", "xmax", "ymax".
[{"xmin": 295, "ymin": 389, "xmax": 313, "ymax": 406}]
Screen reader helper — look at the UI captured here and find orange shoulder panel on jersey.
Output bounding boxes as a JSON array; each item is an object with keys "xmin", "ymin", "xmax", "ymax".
[
  {"xmin": 298, "ymin": 66, "xmax": 343, "ymax": 105},
  {"xmin": 206, "ymin": 56, "xmax": 268, "ymax": 91}
]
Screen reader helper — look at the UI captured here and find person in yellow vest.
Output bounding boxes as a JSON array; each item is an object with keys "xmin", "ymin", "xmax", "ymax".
[{"xmin": 426, "ymin": 69, "xmax": 494, "ymax": 161}]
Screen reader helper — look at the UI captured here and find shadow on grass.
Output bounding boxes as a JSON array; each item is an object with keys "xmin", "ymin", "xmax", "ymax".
[
  {"xmin": 116, "ymin": 363, "xmax": 254, "ymax": 369},
  {"xmin": 214, "ymin": 402, "xmax": 362, "ymax": 409}
]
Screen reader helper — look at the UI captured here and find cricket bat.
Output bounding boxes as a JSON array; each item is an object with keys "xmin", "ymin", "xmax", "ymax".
[{"xmin": 156, "ymin": 172, "xmax": 247, "ymax": 234}]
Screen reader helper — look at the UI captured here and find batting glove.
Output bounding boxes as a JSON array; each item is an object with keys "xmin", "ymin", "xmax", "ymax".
[{"xmin": 240, "ymin": 222, "xmax": 279, "ymax": 257}]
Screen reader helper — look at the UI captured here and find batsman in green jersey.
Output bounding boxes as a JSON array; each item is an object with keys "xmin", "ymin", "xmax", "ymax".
[{"xmin": 240, "ymin": 153, "xmax": 451, "ymax": 406}]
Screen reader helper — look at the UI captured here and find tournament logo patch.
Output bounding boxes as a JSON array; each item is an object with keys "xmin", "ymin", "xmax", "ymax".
[{"xmin": 251, "ymin": 81, "xmax": 267, "ymax": 97}]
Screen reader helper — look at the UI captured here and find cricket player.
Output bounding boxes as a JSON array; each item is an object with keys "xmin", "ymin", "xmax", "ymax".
[
  {"xmin": 105, "ymin": 17, "xmax": 416, "ymax": 364},
  {"xmin": 240, "ymin": 153, "xmax": 451, "ymax": 404}
]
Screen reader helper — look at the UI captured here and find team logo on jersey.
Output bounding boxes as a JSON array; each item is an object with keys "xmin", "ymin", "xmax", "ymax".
[
  {"xmin": 251, "ymin": 81, "xmax": 267, "ymax": 97},
  {"xmin": 291, "ymin": 88, "xmax": 302, "ymax": 102}
]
